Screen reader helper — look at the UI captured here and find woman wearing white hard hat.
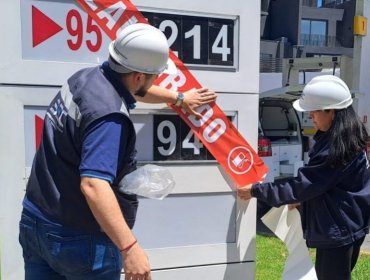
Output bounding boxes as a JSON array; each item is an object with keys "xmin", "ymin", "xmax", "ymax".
[{"xmin": 238, "ymin": 75, "xmax": 370, "ymax": 280}]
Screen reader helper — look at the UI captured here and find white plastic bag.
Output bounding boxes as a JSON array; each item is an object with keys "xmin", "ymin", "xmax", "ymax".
[{"xmin": 118, "ymin": 164, "xmax": 175, "ymax": 200}]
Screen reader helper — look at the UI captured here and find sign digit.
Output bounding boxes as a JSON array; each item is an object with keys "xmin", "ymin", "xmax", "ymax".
[
  {"xmin": 182, "ymin": 130, "xmax": 203, "ymax": 155},
  {"xmin": 184, "ymin": 25, "xmax": 201, "ymax": 59},
  {"xmin": 211, "ymin": 25, "xmax": 230, "ymax": 61},
  {"xmin": 86, "ymin": 16, "xmax": 102, "ymax": 52},
  {"xmin": 157, "ymin": 120, "xmax": 177, "ymax": 156},
  {"xmin": 159, "ymin": 20, "xmax": 179, "ymax": 56},
  {"xmin": 66, "ymin": 9, "xmax": 83, "ymax": 51}
]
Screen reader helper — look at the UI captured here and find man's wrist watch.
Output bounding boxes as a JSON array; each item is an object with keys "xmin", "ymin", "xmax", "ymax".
[{"xmin": 174, "ymin": 92, "xmax": 184, "ymax": 107}]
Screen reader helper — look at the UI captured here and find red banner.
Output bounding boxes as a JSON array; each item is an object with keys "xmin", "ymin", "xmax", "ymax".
[{"xmin": 76, "ymin": 0, "xmax": 268, "ymax": 188}]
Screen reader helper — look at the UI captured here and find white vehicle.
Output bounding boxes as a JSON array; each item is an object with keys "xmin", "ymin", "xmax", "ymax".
[{"xmin": 259, "ymin": 96, "xmax": 305, "ymax": 182}]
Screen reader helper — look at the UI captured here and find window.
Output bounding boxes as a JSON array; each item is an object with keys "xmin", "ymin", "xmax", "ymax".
[
  {"xmin": 300, "ymin": 19, "xmax": 327, "ymax": 46},
  {"xmin": 322, "ymin": 0, "xmax": 351, "ymax": 7},
  {"xmin": 302, "ymin": 0, "xmax": 323, "ymax": 7}
]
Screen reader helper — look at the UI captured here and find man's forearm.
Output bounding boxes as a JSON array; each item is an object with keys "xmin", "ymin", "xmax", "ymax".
[
  {"xmin": 135, "ymin": 85, "xmax": 177, "ymax": 104},
  {"xmin": 80, "ymin": 177, "xmax": 136, "ymax": 250}
]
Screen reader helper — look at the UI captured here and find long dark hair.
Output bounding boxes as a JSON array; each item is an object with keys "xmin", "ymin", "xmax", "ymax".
[{"xmin": 328, "ymin": 105, "xmax": 368, "ymax": 167}]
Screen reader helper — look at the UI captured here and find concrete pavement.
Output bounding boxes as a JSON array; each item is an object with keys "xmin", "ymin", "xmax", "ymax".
[{"xmin": 361, "ymin": 234, "xmax": 370, "ymax": 253}]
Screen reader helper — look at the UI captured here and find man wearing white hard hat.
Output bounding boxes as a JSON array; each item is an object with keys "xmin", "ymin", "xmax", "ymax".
[
  {"xmin": 19, "ymin": 23, "xmax": 216, "ymax": 280},
  {"xmin": 238, "ymin": 75, "xmax": 370, "ymax": 280}
]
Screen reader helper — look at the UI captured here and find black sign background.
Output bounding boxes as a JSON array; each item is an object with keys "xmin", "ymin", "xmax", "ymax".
[
  {"xmin": 153, "ymin": 115, "xmax": 215, "ymax": 161},
  {"xmin": 153, "ymin": 115, "xmax": 235, "ymax": 161},
  {"xmin": 142, "ymin": 11, "xmax": 235, "ymax": 67}
]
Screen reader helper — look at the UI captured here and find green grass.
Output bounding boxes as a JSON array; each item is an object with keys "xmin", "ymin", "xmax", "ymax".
[
  {"xmin": 256, "ymin": 234, "xmax": 370, "ymax": 280},
  {"xmin": 352, "ymin": 252, "xmax": 370, "ymax": 280},
  {"xmin": 256, "ymin": 234, "xmax": 288, "ymax": 280}
]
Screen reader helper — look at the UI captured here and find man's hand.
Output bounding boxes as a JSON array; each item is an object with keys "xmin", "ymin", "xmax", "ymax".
[
  {"xmin": 182, "ymin": 88, "xmax": 217, "ymax": 118},
  {"xmin": 237, "ymin": 184, "xmax": 253, "ymax": 200},
  {"xmin": 123, "ymin": 243, "xmax": 152, "ymax": 280},
  {"xmin": 138, "ymin": 85, "xmax": 216, "ymax": 118},
  {"xmin": 81, "ymin": 177, "xmax": 151, "ymax": 280}
]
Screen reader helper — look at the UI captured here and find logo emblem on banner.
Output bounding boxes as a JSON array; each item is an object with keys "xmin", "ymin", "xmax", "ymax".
[
  {"xmin": 76, "ymin": 0, "xmax": 268, "ymax": 188},
  {"xmin": 228, "ymin": 146, "xmax": 253, "ymax": 175}
]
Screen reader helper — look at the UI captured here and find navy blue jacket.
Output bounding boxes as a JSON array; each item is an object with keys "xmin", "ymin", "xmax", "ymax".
[
  {"xmin": 252, "ymin": 131, "xmax": 370, "ymax": 248},
  {"xmin": 26, "ymin": 65, "xmax": 138, "ymax": 231}
]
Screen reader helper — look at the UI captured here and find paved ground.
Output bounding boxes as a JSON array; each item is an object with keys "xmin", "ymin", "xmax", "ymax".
[{"xmin": 361, "ymin": 234, "xmax": 370, "ymax": 253}]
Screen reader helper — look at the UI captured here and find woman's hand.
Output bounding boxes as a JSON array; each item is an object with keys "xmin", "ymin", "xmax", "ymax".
[
  {"xmin": 237, "ymin": 184, "xmax": 253, "ymax": 200},
  {"xmin": 288, "ymin": 203, "xmax": 300, "ymax": 210}
]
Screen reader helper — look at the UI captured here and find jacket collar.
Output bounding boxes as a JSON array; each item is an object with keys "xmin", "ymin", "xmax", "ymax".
[{"xmin": 100, "ymin": 62, "xmax": 136, "ymax": 110}]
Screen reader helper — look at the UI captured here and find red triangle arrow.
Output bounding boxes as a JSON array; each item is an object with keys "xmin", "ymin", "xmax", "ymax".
[
  {"xmin": 35, "ymin": 115, "xmax": 44, "ymax": 150},
  {"xmin": 32, "ymin": 6, "xmax": 63, "ymax": 47}
]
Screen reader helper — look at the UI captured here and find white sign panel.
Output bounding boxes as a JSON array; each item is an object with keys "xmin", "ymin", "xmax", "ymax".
[
  {"xmin": 21, "ymin": 1, "xmax": 236, "ymax": 69},
  {"xmin": 2, "ymin": 0, "xmax": 259, "ymax": 94},
  {"xmin": 21, "ymin": 1, "xmax": 111, "ymax": 63}
]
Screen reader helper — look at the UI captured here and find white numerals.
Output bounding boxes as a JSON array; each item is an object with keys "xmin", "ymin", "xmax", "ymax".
[
  {"xmin": 212, "ymin": 25, "xmax": 230, "ymax": 61},
  {"xmin": 182, "ymin": 130, "xmax": 203, "ymax": 155},
  {"xmin": 185, "ymin": 25, "xmax": 201, "ymax": 59},
  {"xmin": 159, "ymin": 20, "xmax": 179, "ymax": 57},
  {"xmin": 157, "ymin": 120, "xmax": 177, "ymax": 156}
]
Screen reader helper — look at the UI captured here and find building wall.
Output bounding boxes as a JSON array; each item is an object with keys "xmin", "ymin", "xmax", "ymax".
[
  {"xmin": 336, "ymin": 0, "xmax": 356, "ymax": 48},
  {"xmin": 269, "ymin": 0, "xmax": 300, "ymax": 45},
  {"xmin": 301, "ymin": 6, "xmax": 344, "ymax": 46},
  {"xmin": 260, "ymin": 0, "xmax": 355, "ymax": 72}
]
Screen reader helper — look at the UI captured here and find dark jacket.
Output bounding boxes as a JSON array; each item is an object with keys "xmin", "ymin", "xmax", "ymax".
[
  {"xmin": 252, "ymin": 130, "xmax": 370, "ymax": 248},
  {"xmin": 26, "ymin": 65, "xmax": 138, "ymax": 231}
]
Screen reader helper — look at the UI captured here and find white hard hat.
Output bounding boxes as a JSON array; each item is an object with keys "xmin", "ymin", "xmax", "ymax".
[
  {"xmin": 293, "ymin": 75, "xmax": 352, "ymax": 112},
  {"xmin": 108, "ymin": 23, "xmax": 176, "ymax": 75}
]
